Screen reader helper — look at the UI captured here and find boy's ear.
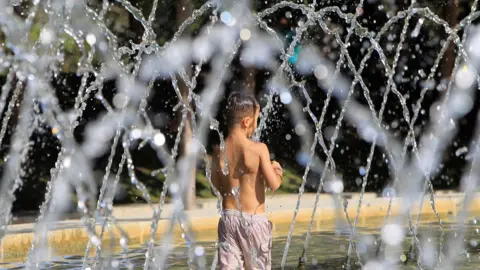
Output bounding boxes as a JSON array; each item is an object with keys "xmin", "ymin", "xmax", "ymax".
[{"xmin": 241, "ymin": 117, "xmax": 251, "ymax": 128}]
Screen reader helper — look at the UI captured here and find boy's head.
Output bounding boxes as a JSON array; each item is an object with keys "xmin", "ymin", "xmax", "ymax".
[{"xmin": 226, "ymin": 92, "xmax": 260, "ymax": 137}]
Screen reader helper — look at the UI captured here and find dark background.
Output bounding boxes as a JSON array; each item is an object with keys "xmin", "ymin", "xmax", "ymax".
[{"xmin": 0, "ymin": 0, "xmax": 478, "ymax": 213}]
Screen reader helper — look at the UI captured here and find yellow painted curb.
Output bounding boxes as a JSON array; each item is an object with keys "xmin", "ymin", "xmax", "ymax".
[{"xmin": 1, "ymin": 196, "xmax": 478, "ymax": 263}]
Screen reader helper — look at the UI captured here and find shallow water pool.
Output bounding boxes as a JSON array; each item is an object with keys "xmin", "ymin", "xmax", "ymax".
[{"xmin": 4, "ymin": 219, "xmax": 480, "ymax": 270}]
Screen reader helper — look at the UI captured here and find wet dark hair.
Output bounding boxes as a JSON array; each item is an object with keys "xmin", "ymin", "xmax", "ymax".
[{"xmin": 226, "ymin": 92, "xmax": 259, "ymax": 128}]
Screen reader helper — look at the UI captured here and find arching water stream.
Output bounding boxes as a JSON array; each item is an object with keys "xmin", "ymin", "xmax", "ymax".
[{"xmin": 0, "ymin": 0, "xmax": 480, "ymax": 269}]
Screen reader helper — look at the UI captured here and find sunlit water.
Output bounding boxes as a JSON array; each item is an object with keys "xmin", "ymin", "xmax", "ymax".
[
  {"xmin": 3, "ymin": 225, "xmax": 480, "ymax": 270},
  {"xmin": 3, "ymin": 216, "xmax": 480, "ymax": 269}
]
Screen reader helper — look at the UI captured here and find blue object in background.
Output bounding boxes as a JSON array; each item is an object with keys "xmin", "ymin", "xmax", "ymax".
[
  {"xmin": 289, "ymin": 45, "xmax": 301, "ymax": 64},
  {"xmin": 284, "ymin": 30, "xmax": 301, "ymax": 64}
]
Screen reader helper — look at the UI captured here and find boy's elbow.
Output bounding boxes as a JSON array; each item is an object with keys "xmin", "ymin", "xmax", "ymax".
[{"xmin": 270, "ymin": 179, "xmax": 282, "ymax": 192}]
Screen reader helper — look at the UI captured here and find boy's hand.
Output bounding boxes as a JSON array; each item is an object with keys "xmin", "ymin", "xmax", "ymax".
[{"xmin": 272, "ymin": 161, "xmax": 283, "ymax": 177}]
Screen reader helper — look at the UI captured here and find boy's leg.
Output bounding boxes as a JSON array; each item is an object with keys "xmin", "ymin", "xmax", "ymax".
[
  {"xmin": 218, "ymin": 217, "xmax": 244, "ymax": 269},
  {"xmin": 218, "ymin": 241, "xmax": 244, "ymax": 270},
  {"xmin": 238, "ymin": 219, "xmax": 273, "ymax": 270}
]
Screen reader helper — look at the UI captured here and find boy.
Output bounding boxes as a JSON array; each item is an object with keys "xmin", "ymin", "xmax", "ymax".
[{"xmin": 211, "ymin": 92, "xmax": 283, "ymax": 270}]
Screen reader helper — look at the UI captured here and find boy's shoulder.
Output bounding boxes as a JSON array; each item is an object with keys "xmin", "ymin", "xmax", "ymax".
[
  {"xmin": 212, "ymin": 141, "xmax": 267, "ymax": 156},
  {"xmin": 248, "ymin": 140, "xmax": 268, "ymax": 155}
]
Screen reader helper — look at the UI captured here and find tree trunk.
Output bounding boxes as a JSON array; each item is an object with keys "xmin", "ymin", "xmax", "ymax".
[
  {"xmin": 177, "ymin": 0, "xmax": 196, "ymax": 210},
  {"xmin": 443, "ymin": 0, "xmax": 459, "ymax": 84},
  {"xmin": 244, "ymin": 0, "xmax": 256, "ymax": 96},
  {"xmin": 180, "ymin": 97, "xmax": 195, "ymax": 210}
]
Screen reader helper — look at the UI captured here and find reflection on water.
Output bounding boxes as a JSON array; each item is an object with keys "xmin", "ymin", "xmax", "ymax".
[{"xmin": 2, "ymin": 219, "xmax": 480, "ymax": 269}]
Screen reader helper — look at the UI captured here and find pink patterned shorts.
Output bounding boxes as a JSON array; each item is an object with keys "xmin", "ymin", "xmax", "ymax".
[{"xmin": 218, "ymin": 209, "xmax": 273, "ymax": 270}]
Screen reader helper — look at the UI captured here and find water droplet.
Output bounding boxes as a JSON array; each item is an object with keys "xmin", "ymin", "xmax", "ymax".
[
  {"xmin": 154, "ymin": 132, "xmax": 166, "ymax": 146},
  {"xmin": 469, "ymin": 32, "xmax": 480, "ymax": 58},
  {"xmin": 78, "ymin": 200, "xmax": 85, "ymax": 209},
  {"xmin": 331, "ymin": 180, "xmax": 344, "ymax": 193},
  {"xmin": 231, "ymin": 186, "xmax": 240, "ymax": 196},
  {"xmin": 63, "ymin": 157, "xmax": 71, "ymax": 168},
  {"xmin": 131, "ymin": 177, "xmax": 137, "ymax": 185},
  {"xmin": 359, "ymin": 167, "xmax": 366, "ymax": 176},
  {"xmin": 280, "ymin": 92, "xmax": 292, "ymax": 104},
  {"xmin": 470, "ymin": 239, "xmax": 478, "ymax": 247},
  {"xmin": 391, "ymin": 120, "xmax": 399, "ymax": 129},
  {"xmin": 169, "ymin": 183, "xmax": 179, "ymax": 194},
  {"xmin": 381, "ymin": 224, "xmax": 404, "ymax": 246},
  {"xmin": 382, "ymin": 187, "xmax": 396, "ymax": 198},
  {"xmin": 355, "ymin": 177, "xmax": 362, "ymax": 186},
  {"xmin": 455, "ymin": 146, "xmax": 468, "ymax": 156},
  {"xmin": 314, "ymin": 64, "xmax": 328, "ymax": 80},
  {"xmin": 296, "ymin": 151, "xmax": 310, "ymax": 166},
  {"xmin": 455, "ymin": 65, "xmax": 475, "ymax": 89},
  {"xmin": 240, "ymin": 29, "xmax": 251, "ymax": 41},
  {"xmin": 195, "ymin": 246, "xmax": 205, "ymax": 256},
  {"xmin": 111, "ymin": 260, "xmax": 120, "ymax": 268},
  {"xmin": 411, "ymin": 18, "xmax": 424, "ymax": 38},
  {"xmin": 295, "ymin": 123, "xmax": 306, "ymax": 135},
  {"xmin": 40, "ymin": 28, "xmax": 55, "ymax": 45},
  {"xmin": 130, "ymin": 128, "xmax": 142, "ymax": 140},
  {"xmin": 51, "ymin": 126, "xmax": 60, "ymax": 135},
  {"xmin": 220, "ymin": 11, "xmax": 235, "ymax": 26},
  {"xmin": 86, "ymin": 33, "xmax": 97, "ymax": 46},
  {"xmin": 450, "ymin": 92, "xmax": 473, "ymax": 117},
  {"xmin": 91, "ymin": 235, "xmax": 101, "ymax": 246},
  {"xmin": 120, "ymin": 237, "xmax": 128, "ymax": 247}
]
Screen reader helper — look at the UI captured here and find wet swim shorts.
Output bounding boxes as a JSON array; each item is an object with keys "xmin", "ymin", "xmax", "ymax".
[{"xmin": 218, "ymin": 209, "xmax": 273, "ymax": 270}]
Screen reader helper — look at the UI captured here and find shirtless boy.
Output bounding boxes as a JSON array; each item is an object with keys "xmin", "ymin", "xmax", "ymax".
[{"xmin": 211, "ymin": 92, "xmax": 283, "ymax": 270}]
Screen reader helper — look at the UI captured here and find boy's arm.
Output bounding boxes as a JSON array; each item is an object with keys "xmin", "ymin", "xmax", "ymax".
[
  {"xmin": 210, "ymin": 147, "xmax": 221, "ymax": 196},
  {"xmin": 258, "ymin": 143, "xmax": 282, "ymax": 191}
]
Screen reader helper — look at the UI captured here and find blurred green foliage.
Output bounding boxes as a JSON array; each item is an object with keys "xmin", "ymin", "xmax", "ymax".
[{"xmin": 0, "ymin": 0, "xmax": 469, "ymax": 214}]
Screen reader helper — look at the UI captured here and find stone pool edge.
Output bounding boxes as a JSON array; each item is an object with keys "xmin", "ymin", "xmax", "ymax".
[{"xmin": 1, "ymin": 193, "xmax": 478, "ymax": 262}]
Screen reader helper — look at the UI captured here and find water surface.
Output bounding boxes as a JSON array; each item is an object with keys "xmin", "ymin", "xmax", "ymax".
[{"xmin": 3, "ymin": 215, "xmax": 480, "ymax": 269}]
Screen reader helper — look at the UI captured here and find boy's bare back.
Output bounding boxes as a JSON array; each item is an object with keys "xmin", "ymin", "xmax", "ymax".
[
  {"xmin": 211, "ymin": 91, "xmax": 282, "ymax": 215},
  {"xmin": 212, "ymin": 136, "xmax": 282, "ymax": 214},
  {"xmin": 214, "ymin": 92, "xmax": 281, "ymax": 269}
]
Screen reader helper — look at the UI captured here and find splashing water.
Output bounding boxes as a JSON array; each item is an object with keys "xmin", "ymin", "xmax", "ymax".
[{"xmin": 0, "ymin": 0, "xmax": 480, "ymax": 269}]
